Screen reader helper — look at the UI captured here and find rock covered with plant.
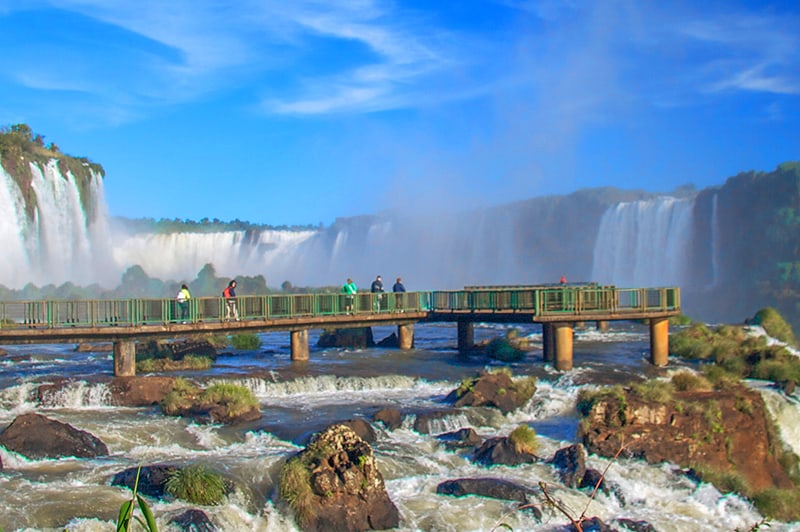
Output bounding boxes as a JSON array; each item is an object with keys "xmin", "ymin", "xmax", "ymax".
[
  {"xmin": 578, "ymin": 377, "xmax": 794, "ymax": 490},
  {"xmin": 160, "ymin": 378, "xmax": 261, "ymax": 424},
  {"xmin": 279, "ymin": 424, "xmax": 399, "ymax": 532},
  {"xmin": 445, "ymin": 368, "xmax": 537, "ymax": 413}
]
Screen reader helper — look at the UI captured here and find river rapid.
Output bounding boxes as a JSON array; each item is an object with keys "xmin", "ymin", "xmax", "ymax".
[{"xmin": 1, "ymin": 322, "xmax": 799, "ymax": 532}]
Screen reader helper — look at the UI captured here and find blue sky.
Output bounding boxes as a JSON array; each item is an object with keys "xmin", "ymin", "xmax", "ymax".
[{"xmin": 1, "ymin": 1, "xmax": 798, "ymax": 227}]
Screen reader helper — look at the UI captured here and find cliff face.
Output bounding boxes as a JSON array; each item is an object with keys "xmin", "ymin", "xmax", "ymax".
[
  {"xmin": 686, "ymin": 163, "xmax": 800, "ymax": 325},
  {"xmin": 578, "ymin": 385, "xmax": 794, "ymax": 492}
]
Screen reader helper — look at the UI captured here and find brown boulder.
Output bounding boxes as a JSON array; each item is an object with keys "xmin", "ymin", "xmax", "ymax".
[
  {"xmin": 373, "ymin": 408, "xmax": 403, "ymax": 430},
  {"xmin": 109, "ymin": 376, "xmax": 177, "ymax": 406},
  {"xmin": 446, "ymin": 370, "xmax": 536, "ymax": 414},
  {"xmin": 317, "ymin": 328, "xmax": 375, "ymax": 349},
  {"xmin": 550, "ymin": 444, "xmax": 586, "ymax": 488},
  {"xmin": 74, "ymin": 342, "xmax": 113, "ymax": 352},
  {"xmin": 473, "ymin": 436, "xmax": 538, "ymax": 467},
  {"xmin": 112, "ymin": 464, "xmax": 179, "ymax": 499},
  {"xmin": 0, "ymin": 413, "xmax": 108, "ymax": 459},
  {"xmin": 436, "ymin": 427, "xmax": 482, "ymax": 451},
  {"xmin": 578, "ymin": 384, "xmax": 794, "ymax": 491},
  {"xmin": 279, "ymin": 424, "xmax": 399, "ymax": 532}
]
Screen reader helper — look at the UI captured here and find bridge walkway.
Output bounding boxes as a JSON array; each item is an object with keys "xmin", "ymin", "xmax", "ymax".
[{"xmin": 0, "ymin": 285, "xmax": 680, "ymax": 374}]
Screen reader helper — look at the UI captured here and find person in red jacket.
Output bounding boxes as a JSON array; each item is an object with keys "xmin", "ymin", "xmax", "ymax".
[{"xmin": 222, "ymin": 280, "xmax": 239, "ymax": 321}]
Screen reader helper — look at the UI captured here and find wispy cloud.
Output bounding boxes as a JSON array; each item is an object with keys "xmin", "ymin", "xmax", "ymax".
[{"xmin": 677, "ymin": 12, "xmax": 800, "ymax": 96}]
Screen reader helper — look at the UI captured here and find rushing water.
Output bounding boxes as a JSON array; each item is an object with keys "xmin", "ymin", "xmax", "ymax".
[{"xmin": 1, "ymin": 322, "xmax": 798, "ymax": 532}]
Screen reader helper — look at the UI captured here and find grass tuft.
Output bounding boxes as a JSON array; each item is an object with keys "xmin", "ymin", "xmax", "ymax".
[
  {"xmin": 509, "ymin": 424, "xmax": 539, "ymax": 455},
  {"xmin": 165, "ymin": 464, "xmax": 227, "ymax": 506}
]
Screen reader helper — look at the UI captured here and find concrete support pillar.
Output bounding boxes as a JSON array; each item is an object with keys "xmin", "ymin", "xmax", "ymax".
[
  {"xmin": 650, "ymin": 317, "xmax": 669, "ymax": 366},
  {"xmin": 596, "ymin": 320, "xmax": 609, "ymax": 332},
  {"xmin": 291, "ymin": 329, "xmax": 310, "ymax": 362},
  {"xmin": 397, "ymin": 323, "xmax": 414, "ymax": 350},
  {"xmin": 457, "ymin": 321, "xmax": 474, "ymax": 354},
  {"xmin": 554, "ymin": 323, "xmax": 574, "ymax": 371},
  {"xmin": 542, "ymin": 323, "xmax": 555, "ymax": 362},
  {"xmin": 113, "ymin": 340, "xmax": 136, "ymax": 377}
]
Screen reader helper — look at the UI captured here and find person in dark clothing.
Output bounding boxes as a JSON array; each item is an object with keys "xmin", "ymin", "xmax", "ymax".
[
  {"xmin": 393, "ymin": 277, "xmax": 406, "ymax": 311},
  {"xmin": 392, "ymin": 277, "xmax": 405, "ymax": 293},
  {"xmin": 222, "ymin": 280, "xmax": 239, "ymax": 321},
  {"xmin": 371, "ymin": 275, "xmax": 384, "ymax": 311}
]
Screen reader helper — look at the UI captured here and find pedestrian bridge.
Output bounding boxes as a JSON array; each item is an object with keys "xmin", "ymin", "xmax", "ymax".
[{"xmin": 0, "ymin": 284, "xmax": 680, "ymax": 374}]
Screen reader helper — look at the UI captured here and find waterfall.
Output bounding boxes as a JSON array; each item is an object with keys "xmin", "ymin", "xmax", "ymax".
[
  {"xmin": 0, "ymin": 161, "xmax": 115, "ymax": 288},
  {"xmin": 110, "ymin": 229, "xmax": 317, "ymax": 283},
  {"xmin": 710, "ymin": 193, "xmax": 720, "ymax": 287},
  {"xmin": 590, "ymin": 196, "xmax": 695, "ymax": 287}
]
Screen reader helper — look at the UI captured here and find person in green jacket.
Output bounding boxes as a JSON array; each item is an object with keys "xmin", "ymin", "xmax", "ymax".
[{"xmin": 342, "ymin": 278, "xmax": 357, "ymax": 313}]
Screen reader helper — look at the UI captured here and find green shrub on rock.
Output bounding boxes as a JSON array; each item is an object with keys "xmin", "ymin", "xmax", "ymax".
[
  {"xmin": 509, "ymin": 424, "xmax": 539, "ymax": 455},
  {"xmin": 201, "ymin": 383, "xmax": 258, "ymax": 418},
  {"xmin": 485, "ymin": 337, "xmax": 524, "ymax": 362},
  {"xmin": 671, "ymin": 370, "xmax": 713, "ymax": 392},
  {"xmin": 231, "ymin": 333, "xmax": 261, "ymax": 350},
  {"xmin": 165, "ymin": 464, "xmax": 227, "ymax": 505},
  {"xmin": 752, "ymin": 307, "xmax": 797, "ymax": 347}
]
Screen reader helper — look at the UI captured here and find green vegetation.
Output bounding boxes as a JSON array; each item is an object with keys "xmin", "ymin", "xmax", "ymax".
[
  {"xmin": 165, "ymin": 464, "xmax": 227, "ymax": 506},
  {"xmin": 669, "ymin": 313, "xmax": 694, "ymax": 326},
  {"xmin": 485, "ymin": 337, "xmax": 525, "ymax": 362},
  {"xmin": 752, "ymin": 307, "xmax": 797, "ymax": 346},
  {"xmin": 279, "ymin": 455, "xmax": 315, "ymax": 527},
  {"xmin": 508, "ymin": 424, "xmax": 539, "ymax": 455},
  {"xmin": 670, "ymin": 317, "xmax": 800, "ymax": 389},
  {"xmin": 631, "ymin": 379, "xmax": 674, "ymax": 403},
  {"xmin": 230, "ymin": 333, "xmax": 261, "ymax": 350},
  {"xmin": 670, "ymin": 370, "xmax": 713, "ymax": 392},
  {"xmin": 0, "ymin": 124, "xmax": 104, "ymax": 221},
  {"xmin": 576, "ymin": 385, "xmax": 627, "ymax": 419},
  {"xmin": 116, "ymin": 466, "xmax": 158, "ymax": 532},
  {"xmin": 514, "ymin": 375, "xmax": 538, "ymax": 405},
  {"xmin": 137, "ymin": 355, "xmax": 213, "ymax": 373},
  {"xmin": 161, "ymin": 378, "xmax": 201, "ymax": 415},
  {"xmin": 201, "ymin": 383, "xmax": 259, "ymax": 417}
]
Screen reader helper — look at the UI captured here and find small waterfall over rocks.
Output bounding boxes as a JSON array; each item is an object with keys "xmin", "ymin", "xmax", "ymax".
[{"xmin": 591, "ymin": 196, "xmax": 695, "ymax": 287}]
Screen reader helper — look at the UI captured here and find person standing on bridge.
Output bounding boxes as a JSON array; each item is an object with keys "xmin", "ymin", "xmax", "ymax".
[
  {"xmin": 342, "ymin": 278, "xmax": 357, "ymax": 313},
  {"xmin": 223, "ymin": 280, "xmax": 239, "ymax": 321},
  {"xmin": 371, "ymin": 275, "xmax": 385, "ymax": 311},
  {"xmin": 393, "ymin": 277, "xmax": 406, "ymax": 311},
  {"xmin": 176, "ymin": 284, "xmax": 191, "ymax": 323}
]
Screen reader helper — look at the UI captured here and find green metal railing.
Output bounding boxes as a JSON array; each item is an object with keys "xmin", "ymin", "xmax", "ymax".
[{"xmin": 0, "ymin": 285, "xmax": 680, "ymax": 329}]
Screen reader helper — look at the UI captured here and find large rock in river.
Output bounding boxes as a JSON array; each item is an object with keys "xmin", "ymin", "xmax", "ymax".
[
  {"xmin": 578, "ymin": 384, "xmax": 794, "ymax": 491},
  {"xmin": 0, "ymin": 413, "xmax": 108, "ymax": 459},
  {"xmin": 445, "ymin": 370, "xmax": 537, "ymax": 414},
  {"xmin": 279, "ymin": 424, "xmax": 399, "ymax": 531}
]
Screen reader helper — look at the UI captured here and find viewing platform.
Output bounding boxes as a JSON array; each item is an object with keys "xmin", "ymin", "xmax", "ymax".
[{"xmin": 0, "ymin": 284, "xmax": 681, "ymax": 374}]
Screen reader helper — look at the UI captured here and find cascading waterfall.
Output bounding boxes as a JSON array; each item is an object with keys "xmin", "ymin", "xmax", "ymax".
[
  {"xmin": 0, "ymin": 161, "xmax": 115, "ymax": 288},
  {"xmin": 0, "ymin": 159, "xmax": 698, "ymax": 292},
  {"xmin": 710, "ymin": 192, "xmax": 721, "ymax": 287},
  {"xmin": 590, "ymin": 196, "xmax": 695, "ymax": 287}
]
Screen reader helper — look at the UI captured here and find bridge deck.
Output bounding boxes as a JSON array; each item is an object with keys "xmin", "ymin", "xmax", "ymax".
[{"xmin": 0, "ymin": 285, "xmax": 680, "ymax": 345}]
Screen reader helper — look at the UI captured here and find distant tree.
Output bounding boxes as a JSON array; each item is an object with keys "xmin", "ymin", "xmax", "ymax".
[
  {"xmin": 193, "ymin": 263, "xmax": 221, "ymax": 296},
  {"xmin": 281, "ymin": 280, "xmax": 293, "ymax": 292}
]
